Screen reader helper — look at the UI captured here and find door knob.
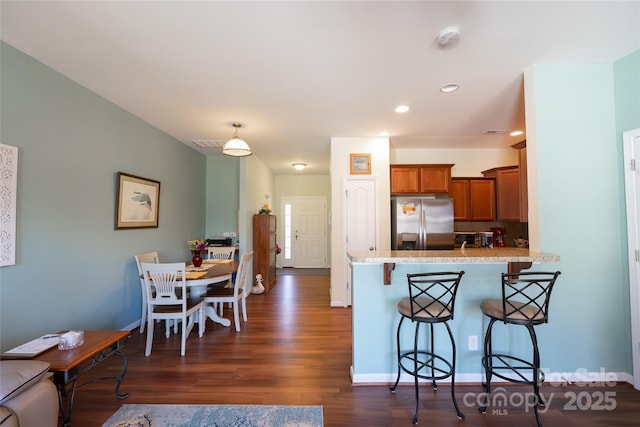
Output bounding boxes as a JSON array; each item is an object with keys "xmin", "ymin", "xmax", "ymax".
[{"xmin": 369, "ymin": 246, "xmax": 374, "ymax": 250}]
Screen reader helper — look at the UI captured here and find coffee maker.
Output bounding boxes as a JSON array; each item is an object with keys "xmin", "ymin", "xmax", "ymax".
[{"xmin": 490, "ymin": 227, "xmax": 507, "ymax": 247}]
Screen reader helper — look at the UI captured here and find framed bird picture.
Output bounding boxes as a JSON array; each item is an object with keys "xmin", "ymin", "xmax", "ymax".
[{"xmin": 115, "ymin": 172, "xmax": 160, "ymax": 229}]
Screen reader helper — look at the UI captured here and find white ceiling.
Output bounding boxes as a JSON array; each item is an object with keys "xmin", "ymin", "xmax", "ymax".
[{"xmin": 2, "ymin": 1, "xmax": 639, "ymax": 174}]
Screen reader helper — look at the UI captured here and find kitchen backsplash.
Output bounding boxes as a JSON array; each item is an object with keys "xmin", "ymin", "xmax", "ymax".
[{"xmin": 454, "ymin": 221, "xmax": 528, "ymax": 246}]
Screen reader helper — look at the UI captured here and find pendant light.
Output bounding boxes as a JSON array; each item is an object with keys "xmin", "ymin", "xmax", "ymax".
[{"xmin": 223, "ymin": 123, "xmax": 252, "ymax": 157}]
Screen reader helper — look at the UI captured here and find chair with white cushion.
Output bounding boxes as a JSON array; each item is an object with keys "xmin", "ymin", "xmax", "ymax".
[
  {"xmin": 203, "ymin": 252, "xmax": 253, "ymax": 332},
  {"xmin": 134, "ymin": 251, "xmax": 159, "ymax": 333},
  {"xmin": 141, "ymin": 262, "xmax": 205, "ymax": 356}
]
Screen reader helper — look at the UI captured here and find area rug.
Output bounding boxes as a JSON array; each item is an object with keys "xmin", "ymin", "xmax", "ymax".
[{"xmin": 102, "ymin": 404, "xmax": 323, "ymax": 427}]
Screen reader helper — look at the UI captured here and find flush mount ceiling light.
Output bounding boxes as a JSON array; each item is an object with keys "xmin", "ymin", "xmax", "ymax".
[
  {"xmin": 395, "ymin": 105, "xmax": 410, "ymax": 113},
  {"xmin": 436, "ymin": 26, "xmax": 460, "ymax": 47},
  {"xmin": 292, "ymin": 163, "xmax": 306, "ymax": 171},
  {"xmin": 222, "ymin": 123, "xmax": 252, "ymax": 157},
  {"xmin": 440, "ymin": 84, "xmax": 459, "ymax": 93},
  {"xmin": 510, "ymin": 130, "xmax": 524, "ymax": 136}
]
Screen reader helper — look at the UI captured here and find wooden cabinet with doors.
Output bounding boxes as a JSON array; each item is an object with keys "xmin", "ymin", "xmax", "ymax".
[
  {"xmin": 390, "ymin": 164, "xmax": 453, "ymax": 194},
  {"xmin": 482, "ymin": 166, "xmax": 520, "ymax": 221},
  {"xmin": 253, "ymin": 214, "xmax": 277, "ymax": 291},
  {"xmin": 451, "ymin": 178, "xmax": 496, "ymax": 221}
]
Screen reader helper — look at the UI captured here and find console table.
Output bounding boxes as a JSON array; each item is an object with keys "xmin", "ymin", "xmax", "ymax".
[{"xmin": 30, "ymin": 330, "xmax": 130, "ymax": 427}]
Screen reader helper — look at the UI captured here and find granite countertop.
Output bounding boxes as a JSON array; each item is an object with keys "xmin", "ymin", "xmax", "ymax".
[{"xmin": 348, "ymin": 248, "xmax": 560, "ymax": 264}]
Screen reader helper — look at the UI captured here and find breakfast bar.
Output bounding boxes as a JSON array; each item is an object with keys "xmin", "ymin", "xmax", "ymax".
[{"xmin": 347, "ymin": 248, "xmax": 560, "ymax": 384}]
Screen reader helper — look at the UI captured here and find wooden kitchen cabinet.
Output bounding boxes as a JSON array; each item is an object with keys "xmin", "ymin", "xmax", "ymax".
[
  {"xmin": 390, "ymin": 164, "xmax": 453, "ymax": 194},
  {"xmin": 482, "ymin": 166, "xmax": 520, "ymax": 221},
  {"xmin": 451, "ymin": 178, "xmax": 496, "ymax": 221},
  {"xmin": 253, "ymin": 214, "xmax": 277, "ymax": 291}
]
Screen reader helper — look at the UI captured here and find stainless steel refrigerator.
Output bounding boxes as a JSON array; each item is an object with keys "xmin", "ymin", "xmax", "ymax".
[{"xmin": 391, "ymin": 197, "xmax": 454, "ymax": 250}]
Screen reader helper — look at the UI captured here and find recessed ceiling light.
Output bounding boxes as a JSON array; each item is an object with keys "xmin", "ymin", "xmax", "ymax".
[
  {"xmin": 395, "ymin": 105, "xmax": 410, "ymax": 113},
  {"xmin": 292, "ymin": 163, "xmax": 306, "ymax": 171},
  {"xmin": 379, "ymin": 131, "xmax": 390, "ymax": 137},
  {"xmin": 510, "ymin": 130, "xmax": 524, "ymax": 136},
  {"xmin": 440, "ymin": 84, "xmax": 459, "ymax": 93}
]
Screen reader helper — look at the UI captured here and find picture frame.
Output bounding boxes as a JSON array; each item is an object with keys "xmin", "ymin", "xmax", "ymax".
[
  {"xmin": 350, "ymin": 153, "xmax": 371, "ymax": 175},
  {"xmin": 0, "ymin": 143, "xmax": 18, "ymax": 267},
  {"xmin": 115, "ymin": 172, "xmax": 160, "ymax": 229}
]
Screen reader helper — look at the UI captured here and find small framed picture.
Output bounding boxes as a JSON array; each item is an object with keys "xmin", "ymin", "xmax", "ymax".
[
  {"xmin": 115, "ymin": 172, "xmax": 160, "ymax": 229},
  {"xmin": 350, "ymin": 153, "xmax": 371, "ymax": 175}
]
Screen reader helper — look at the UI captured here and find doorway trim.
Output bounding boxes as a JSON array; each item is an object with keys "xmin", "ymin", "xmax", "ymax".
[{"xmin": 623, "ymin": 128, "xmax": 640, "ymax": 390}]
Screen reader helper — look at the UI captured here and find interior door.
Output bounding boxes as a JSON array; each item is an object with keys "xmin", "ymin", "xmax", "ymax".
[
  {"xmin": 293, "ymin": 197, "xmax": 327, "ymax": 268},
  {"xmin": 623, "ymin": 128, "xmax": 640, "ymax": 390},
  {"xmin": 345, "ymin": 177, "xmax": 377, "ymax": 306}
]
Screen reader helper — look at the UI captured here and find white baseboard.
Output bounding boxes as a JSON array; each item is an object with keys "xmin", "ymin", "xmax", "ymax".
[
  {"xmin": 351, "ymin": 369, "xmax": 634, "ymax": 387},
  {"xmin": 124, "ymin": 320, "xmax": 140, "ymax": 332}
]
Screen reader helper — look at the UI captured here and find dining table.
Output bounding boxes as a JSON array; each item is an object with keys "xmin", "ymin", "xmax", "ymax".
[{"xmin": 184, "ymin": 259, "xmax": 238, "ymax": 328}]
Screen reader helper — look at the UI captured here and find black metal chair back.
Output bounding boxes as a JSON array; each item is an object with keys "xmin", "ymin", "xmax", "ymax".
[
  {"xmin": 501, "ymin": 271, "xmax": 561, "ymax": 325},
  {"xmin": 406, "ymin": 271, "xmax": 465, "ymax": 323}
]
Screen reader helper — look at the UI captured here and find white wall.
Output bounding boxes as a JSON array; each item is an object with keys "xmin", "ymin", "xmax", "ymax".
[
  {"xmin": 391, "ymin": 147, "xmax": 519, "ymax": 176},
  {"xmin": 330, "ymin": 137, "xmax": 390, "ymax": 306},
  {"xmin": 239, "ymin": 154, "xmax": 274, "ymax": 282}
]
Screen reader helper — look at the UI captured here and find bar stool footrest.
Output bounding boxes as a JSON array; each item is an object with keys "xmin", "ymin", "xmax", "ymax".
[
  {"xmin": 482, "ymin": 353, "xmax": 545, "ymax": 385},
  {"xmin": 399, "ymin": 350, "xmax": 454, "ymax": 382}
]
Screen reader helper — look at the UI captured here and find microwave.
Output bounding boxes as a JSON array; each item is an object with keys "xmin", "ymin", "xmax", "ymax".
[
  {"xmin": 454, "ymin": 232, "xmax": 494, "ymax": 248},
  {"xmin": 454, "ymin": 232, "xmax": 479, "ymax": 248}
]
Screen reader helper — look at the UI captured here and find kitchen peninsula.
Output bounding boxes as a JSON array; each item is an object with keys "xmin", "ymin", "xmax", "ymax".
[{"xmin": 347, "ymin": 248, "xmax": 560, "ymax": 384}]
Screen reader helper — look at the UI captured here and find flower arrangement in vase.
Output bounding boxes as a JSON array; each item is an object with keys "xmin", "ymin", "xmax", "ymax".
[
  {"xmin": 258, "ymin": 193, "xmax": 271, "ymax": 215},
  {"xmin": 258, "ymin": 203, "xmax": 271, "ymax": 215},
  {"xmin": 188, "ymin": 239, "xmax": 207, "ymax": 267}
]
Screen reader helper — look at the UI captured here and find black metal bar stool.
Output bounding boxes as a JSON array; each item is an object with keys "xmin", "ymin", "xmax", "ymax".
[
  {"xmin": 389, "ymin": 271, "xmax": 465, "ymax": 425},
  {"xmin": 479, "ymin": 271, "xmax": 561, "ymax": 427}
]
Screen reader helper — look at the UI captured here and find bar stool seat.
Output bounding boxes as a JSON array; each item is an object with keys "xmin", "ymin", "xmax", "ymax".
[
  {"xmin": 389, "ymin": 271, "xmax": 465, "ymax": 425},
  {"xmin": 479, "ymin": 271, "xmax": 561, "ymax": 427}
]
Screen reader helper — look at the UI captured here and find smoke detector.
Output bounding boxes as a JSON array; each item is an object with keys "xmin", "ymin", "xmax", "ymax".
[{"xmin": 436, "ymin": 26, "xmax": 460, "ymax": 47}]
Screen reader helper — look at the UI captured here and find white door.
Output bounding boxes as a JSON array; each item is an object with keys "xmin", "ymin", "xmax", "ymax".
[
  {"xmin": 280, "ymin": 197, "xmax": 327, "ymax": 268},
  {"xmin": 294, "ymin": 197, "xmax": 327, "ymax": 268},
  {"xmin": 345, "ymin": 177, "xmax": 377, "ymax": 305},
  {"xmin": 623, "ymin": 128, "xmax": 640, "ymax": 390}
]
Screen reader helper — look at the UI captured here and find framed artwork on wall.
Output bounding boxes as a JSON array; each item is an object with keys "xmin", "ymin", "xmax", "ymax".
[
  {"xmin": 350, "ymin": 153, "xmax": 371, "ymax": 175},
  {"xmin": 115, "ymin": 172, "xmax": 160, "ymax": 229},
  {"xmin": 0, "ymin": 143, "xmax": 18, "ymax": 266}
]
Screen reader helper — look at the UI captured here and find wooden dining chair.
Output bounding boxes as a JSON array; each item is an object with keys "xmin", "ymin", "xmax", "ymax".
[
  {"xmin": 203, "ymin": 252, "xmax": 253, "ymax": 332},
  {"xmin": 141, "ymin": 262, "xmax": 205, "ymax": 356},
  {"xmin": 206, "ymin": 246, "xmax": 236, "ymax": 261}
]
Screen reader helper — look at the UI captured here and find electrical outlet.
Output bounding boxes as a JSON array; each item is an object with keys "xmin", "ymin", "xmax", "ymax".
[
  {"xmin": 223, "ymin": 232, "xmax": 230, "ymax": 237},
  {"xmin": 468, "ymin": 335, "xmax": 478, "ymax": 351},
  {"xmin": 229, "ymin": 232, "xmax": 237, "ymax": 237}
]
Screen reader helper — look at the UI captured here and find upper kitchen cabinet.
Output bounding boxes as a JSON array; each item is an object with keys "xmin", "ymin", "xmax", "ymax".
[
  {"xmin": 451, "ymin": 178, "xmax": 496, "ymax": 221},
  {"xmin": 482, "ymin": 166, "xmax": 520, "ymax": 221},
  {"xmin": 390, "ymin": 164, "xmax": 453, "ymax": 194}
]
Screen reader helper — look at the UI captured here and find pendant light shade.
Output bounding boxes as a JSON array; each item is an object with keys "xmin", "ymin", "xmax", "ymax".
[{"xmin": 223, "ymin": 123, "xmax": 252, "ymax": 157}]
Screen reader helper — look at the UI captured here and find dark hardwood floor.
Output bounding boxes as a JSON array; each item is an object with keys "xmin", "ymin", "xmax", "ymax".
[{"xmin": 71, "ymin": 272, "xmax": 640, "ymax": 426}]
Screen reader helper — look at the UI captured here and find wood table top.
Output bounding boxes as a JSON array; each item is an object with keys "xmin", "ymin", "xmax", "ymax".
[{"xmin": 29, "ymin": 330, "xmax": 130, "ymax": 372}]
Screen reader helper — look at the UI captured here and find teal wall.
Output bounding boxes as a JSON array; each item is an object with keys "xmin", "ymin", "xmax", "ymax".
[
  {"xmin": 0, "ymin": 42, "xmax": 207, "ymax": 350},
  {"xmin": 352, "ymin": 54, "xmax": 639, "ymax": 379},
  {"xmin": 533, "ymin": 62, "xmax": 628, "ymax": 372}
]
